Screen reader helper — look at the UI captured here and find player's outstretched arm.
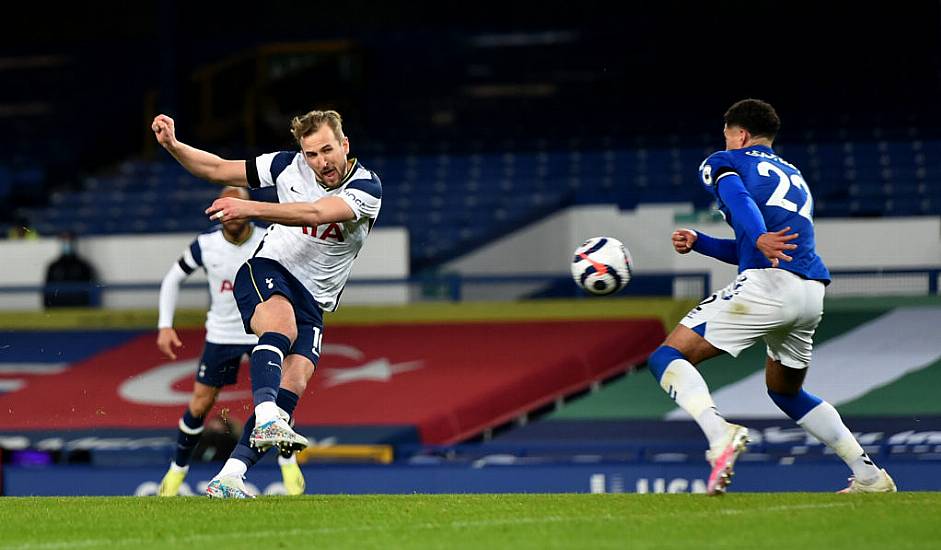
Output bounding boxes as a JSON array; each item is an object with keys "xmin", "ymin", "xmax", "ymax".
[
  {"xmin": 674, "ymin": 228, "xmax": 738, "ymax": 265},
  {"xmin": 151, "ymin": 114, "xmax": 248, "ymax": 187},
  {"xmin": 204, "ymin": 196, "xmax": 355, "ymax": 227}
]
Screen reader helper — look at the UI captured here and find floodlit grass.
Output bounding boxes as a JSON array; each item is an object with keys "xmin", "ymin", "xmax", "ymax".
[{"xmin": 0, "ymin": 493, "xmax": 938, "ymax": 549}]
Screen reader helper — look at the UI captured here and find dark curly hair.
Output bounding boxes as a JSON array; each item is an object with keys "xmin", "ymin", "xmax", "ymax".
[{"xmin": 724, "ymin": 99, "xmax": 780, "ymax": 140}]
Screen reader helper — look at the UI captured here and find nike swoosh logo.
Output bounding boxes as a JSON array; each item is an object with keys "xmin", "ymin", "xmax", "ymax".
[
  {"xmin": 290, "ymin": 186, "xmax": 300, "ymax": 194},
  {"xmin": 267, "ymin": 361, "xmax": 282, "ymax": 368}
]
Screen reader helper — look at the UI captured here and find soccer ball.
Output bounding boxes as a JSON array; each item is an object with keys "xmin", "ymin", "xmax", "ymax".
[{"xmin": 571, "ymin": 236, "xmax": 633, "ymax": 296}]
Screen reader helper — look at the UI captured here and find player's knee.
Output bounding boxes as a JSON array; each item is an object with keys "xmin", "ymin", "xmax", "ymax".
[
  {"xmin": 253, "ymin": 321, "xmax": 296, "ymax": 344},
  {"xmin": 765, "ymin": 359, "xmax": 806, "ymax": 395},
  {"xmin": 280, "ymin": 325, "xmax": 298, "ymax": 344},
  {"xmin": 251, "ymin": 299, "xmax": 297, "ymax": 342},
  {"xmin": 767, "ymin": 388, "xmax": 822, "ymax": 421},
  {"xmin": 648, "ymin": 345, "xmax": 686, "ymax": 382},
  {"xmin": 766, "ymin": 378, "xmax": 799, "ymax": 395}
]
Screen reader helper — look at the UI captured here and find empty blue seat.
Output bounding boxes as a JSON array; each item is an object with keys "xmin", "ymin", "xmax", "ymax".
[{"xmin": 16, "ymin": 140, "xmax": 941, "ymax": 271}]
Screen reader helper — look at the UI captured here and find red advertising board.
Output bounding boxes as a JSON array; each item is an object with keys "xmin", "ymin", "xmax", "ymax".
[{"xmin": 0, "ymin": 319, "xmax": 663, "ymax": 443}]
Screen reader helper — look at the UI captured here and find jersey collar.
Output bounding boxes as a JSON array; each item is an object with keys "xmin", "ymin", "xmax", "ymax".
[
  {"xmin": 223, "ymin": 224, "xmax": 254, "ymax": 246},
  {"xmin": 746, "ymin": 144, "xmax": 774, "ymax": 154},
  {"xmin": 316, "ymin": 158, "xmax": 359, "ymax": 190}
]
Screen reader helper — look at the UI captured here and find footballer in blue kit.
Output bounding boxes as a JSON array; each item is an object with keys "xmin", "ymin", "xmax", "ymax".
[
  {"xmin": 647, "ymin": 99, "xmax": 896, "ymax": 495},
  {"xmin": 698, "ymin": 144, "xmax": 830, "ymax": 281}
]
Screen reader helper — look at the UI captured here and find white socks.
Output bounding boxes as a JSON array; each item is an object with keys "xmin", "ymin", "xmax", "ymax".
[
  {"xmin": 659, "ymin": 357, "xmax": 729, "ymax": 447},
  {"xmin": 798, "ymin": 401, "xmax": 881, "ymax": 483},
  {"xmin": 217, "ymin": 458, "xmax": 249, "ymax": 479},
  {"xmin": 255, "ymin": 401, "xmax": 280, "ymax": 425}
]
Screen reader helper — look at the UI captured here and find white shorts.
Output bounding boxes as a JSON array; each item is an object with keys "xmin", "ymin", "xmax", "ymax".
[{"xmin": 680, "ymin": 269, "xmax": 826, "ymax": 368}]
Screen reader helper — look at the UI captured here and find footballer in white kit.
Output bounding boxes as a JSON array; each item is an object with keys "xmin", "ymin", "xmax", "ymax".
[
  {"xmin": 161, "ymin": 222, "xmax": 263, "ymax": 350},
  {"xmin": 245, "ymin": 152, "xmax": 381, "ymax": 316},
  {"xmin": 152, "ymin": 108, "xmax": 380, "ymax": 498},
  {"xmin": 154, "ymin": 187, "xmax": 304, "ymax": 497}
]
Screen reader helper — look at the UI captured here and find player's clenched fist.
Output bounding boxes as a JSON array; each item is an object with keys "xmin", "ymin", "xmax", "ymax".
[
  {"xmin": 672, "ymin": 228, "xmax": 698, "ymax": 254},
  {"xmin": 151, "ymin": 114, "xmax": 177, "ymax": 149}
]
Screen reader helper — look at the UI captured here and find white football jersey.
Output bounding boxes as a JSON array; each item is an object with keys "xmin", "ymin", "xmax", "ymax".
[
  {"xmin": 160, "ymin": 225, "xmax": 265, "ymax": 344},
  {"xmin": 247, "ymin": 153, "xmax": 382, "ymax": 311}
]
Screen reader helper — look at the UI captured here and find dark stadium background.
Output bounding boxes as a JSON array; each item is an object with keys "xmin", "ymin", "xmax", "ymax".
[
  {"xmin": 1, "ymin": 1, "xmax": 940, "ymax": 498},
  {"xmin": 2, "ymin": 1, "xmax": 939, "ymax": 196}
]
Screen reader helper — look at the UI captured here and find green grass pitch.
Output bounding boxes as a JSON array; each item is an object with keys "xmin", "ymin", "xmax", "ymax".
[{"xmin": 1, "ymin": 493, "xmax": 938, "ymax": 549}]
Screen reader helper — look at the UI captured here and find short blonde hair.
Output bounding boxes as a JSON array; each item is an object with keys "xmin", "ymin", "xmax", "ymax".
[{"xmin": 290, "ymin": 110, "xmax": 345, "ymax": 145}]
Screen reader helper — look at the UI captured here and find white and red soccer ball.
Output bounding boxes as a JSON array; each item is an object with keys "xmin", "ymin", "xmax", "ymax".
[{"xmin": 571, "ymin": 236, "xmax": 634, "ymax": 296}]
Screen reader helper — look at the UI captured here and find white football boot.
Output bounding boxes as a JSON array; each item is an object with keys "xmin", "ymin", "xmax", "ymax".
[
  {"xmin": 838, "ymin": 468, "xmax": 897, "ymax": 493},
  {"xmin": 705, "ymin": 423, "xmax": 750, "ymax": 496},
  {"xmin": 250, "ymin": 408, "xmax": 308, "ymax": 453},
  {"xmin": 206, "ymin": 475, "xmax": 255, "ymax": 499}
]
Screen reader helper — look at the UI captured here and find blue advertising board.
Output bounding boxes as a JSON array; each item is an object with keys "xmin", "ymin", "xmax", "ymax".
[{"xmin": 4, "ymin": 461, "xmax": 939, "ymax": 497}]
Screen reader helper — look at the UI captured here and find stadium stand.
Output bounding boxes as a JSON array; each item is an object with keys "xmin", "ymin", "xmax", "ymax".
[
  {"xmin": 14, "ymin": 135, "xmax": 941, "ymax": 270},
  {"xmin": 2, "ymin": 3, "xmax": 941, "ymax": 503}
]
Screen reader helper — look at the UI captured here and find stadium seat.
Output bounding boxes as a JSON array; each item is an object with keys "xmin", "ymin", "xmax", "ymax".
[{"xmin": 16, "ymin": 136, "xmax": 941, "ymax": 268}]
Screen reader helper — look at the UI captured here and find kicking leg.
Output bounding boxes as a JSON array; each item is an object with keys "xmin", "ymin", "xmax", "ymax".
[
  {"xmin": 248, "ymin": 295, "xmax": 295, "ymax": 422},
  {"xmin": 652, "ymin": 325, "xmax": 731, "ymax": 447},
  {"xmin": 244, "ymin": 296, "xmax": 307, "ymax": 452},
  {"xmin": 206, "ymin": 386, "xmax": 301, "ymax": 499},
  {"xmin": 208, "ymin": 355, "xmax": 314, "ymax": 498},
  {"xmin": 649, "ymin": 325, "xmax": 749, "ymax": 495}
]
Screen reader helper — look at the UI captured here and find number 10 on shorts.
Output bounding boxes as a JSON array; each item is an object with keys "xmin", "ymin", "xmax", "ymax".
[{"xmin": 312, "ymin": 326, "xmax": 323, "ymax": 358}]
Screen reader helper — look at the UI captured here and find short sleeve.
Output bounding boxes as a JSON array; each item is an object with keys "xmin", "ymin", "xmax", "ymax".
[
  {"xmin": 698, "ymin": 151, "xmax": 739, "ymax": 196},
  {"xmin": 340, "ymin": 173, "xmax": 382, "ymax": 220},
  {"xmin": 248, "ymin": 151, "xmax": 296, "ymax": 189}
]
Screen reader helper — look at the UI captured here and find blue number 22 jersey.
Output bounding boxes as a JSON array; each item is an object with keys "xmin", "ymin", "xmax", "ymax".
[{"xmin": 699, "ymin": 144, "xmax": 830, "ymax": 283}]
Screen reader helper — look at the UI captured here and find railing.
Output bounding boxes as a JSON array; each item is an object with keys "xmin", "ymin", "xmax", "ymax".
[
  {"xmin": 827, "ymin": 267, "xmax": 941, "ymax": 296},
  {"xmin": 0, "ymin": 271, "xmax": 712, "ymax": 308},
  {"xmin": 4, "ymin": 267, "xmax": 940, "ymax": 307}
]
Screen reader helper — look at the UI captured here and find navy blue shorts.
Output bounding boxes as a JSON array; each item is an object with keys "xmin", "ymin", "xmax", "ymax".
[
  {"xmin": 233, "ymin": 257, "xmax": 325, "ymax": 366},
  {"xmin": 196, "ymin": 342, "xmax": 254, "ymax": 387}
]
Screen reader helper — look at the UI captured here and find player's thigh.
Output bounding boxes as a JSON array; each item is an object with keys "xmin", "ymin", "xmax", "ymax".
[
  {"xmin": 663, "ymin": 324, "xmax": 725, "ymax": 365},
  {"xmin": 250, "ymin": 295, "xmax": 297, "ymax": 340},
  {"xmin": 681, "ymin": 271, "xmax": 780, "ymax": 360},
  {"xmin": 233, "ymin": 258, "xmax": 298, "ymax": 340}
]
